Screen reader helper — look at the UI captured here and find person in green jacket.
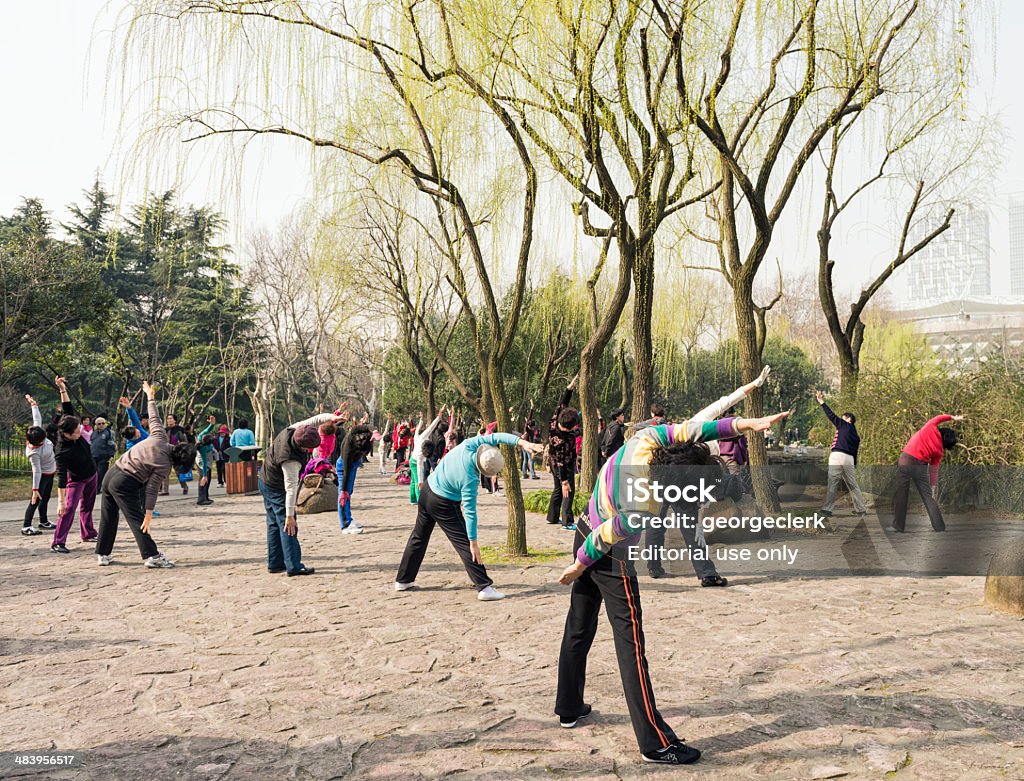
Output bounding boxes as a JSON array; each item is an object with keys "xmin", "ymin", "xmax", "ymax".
[{"xmin": 196, "ymin": 415, "xmax": 216, "ymax": 506}]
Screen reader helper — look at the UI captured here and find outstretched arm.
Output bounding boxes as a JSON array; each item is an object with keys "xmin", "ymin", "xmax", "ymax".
[
  {"xmin": 692, "ymin": 366, "xmax": 771, "ymax": 422},
  {"xmin": 26, "ymin": 395, "xmax": 42, "ymax": 428}
]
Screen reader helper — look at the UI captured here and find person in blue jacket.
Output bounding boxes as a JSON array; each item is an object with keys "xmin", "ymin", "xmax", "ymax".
[
  {"xmin": 395, "ymin": 431, "xmax": 544, "ymax": 601},
  {"xmin": 119, "ymin": 396, "xmax": 150, "ymax": 450}
]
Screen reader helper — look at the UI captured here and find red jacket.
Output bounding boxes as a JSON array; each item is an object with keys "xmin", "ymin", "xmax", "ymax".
[{"xmin": 902, "ymin": 415, "xmax": 953, "ymax": 486}]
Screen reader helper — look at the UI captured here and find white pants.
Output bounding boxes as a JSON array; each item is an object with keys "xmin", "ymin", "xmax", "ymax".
[{"xmin": 822, "ymin": 451, "xmax": 867, "ymax": 514}]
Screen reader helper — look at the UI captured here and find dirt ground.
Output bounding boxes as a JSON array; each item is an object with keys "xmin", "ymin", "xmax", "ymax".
[{"xmin": 1, "ymin": 471, "xmax": 1022, "ymax": 780}]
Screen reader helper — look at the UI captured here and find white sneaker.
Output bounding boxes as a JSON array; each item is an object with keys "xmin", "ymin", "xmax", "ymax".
[
  {"xmin": 477, "ymin": 586, "xmax": 505, "ymax": 601},
  {"xmin": 394, "ymin": 581, "xmax": 415, "ymax": 592},
  {"xmin": 342, "ymin": 523, "xmax": 364, "ymax": 535},
  {"xmin": 144, "ymin": 553, "xmax": 175, "ymax": 568},
  {"xmin": 97, "ymin": 554, "xmax": 113, "ymax": 566}
]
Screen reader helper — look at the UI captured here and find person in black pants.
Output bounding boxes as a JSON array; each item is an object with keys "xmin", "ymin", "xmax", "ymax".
[
  {"xmin": 95, "ymin": 381, "xmax": 196, "ymax": 568},
  {"xmin": 556, "ymin": 529, "xmax": 684, "ymax": 760},
  {"xmin": 546, "ymin": 375, "xmax": 579, "ymax": 529}
]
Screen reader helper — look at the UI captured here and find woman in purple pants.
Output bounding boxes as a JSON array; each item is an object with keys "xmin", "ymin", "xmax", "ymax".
[{"xmin": 51, "ymin": 376, "xmax": 98, "ymax": 554}]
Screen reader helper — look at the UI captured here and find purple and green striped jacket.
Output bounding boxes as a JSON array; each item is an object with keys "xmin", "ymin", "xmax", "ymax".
[{"xmin": 576, "ymin": 416, "xmax": 741, "ymax": 569}]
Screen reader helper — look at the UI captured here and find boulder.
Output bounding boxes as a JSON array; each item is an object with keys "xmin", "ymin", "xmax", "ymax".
[{"xmin": 983, "ymin": 537, "xmax": 1024, "ymax": 617}]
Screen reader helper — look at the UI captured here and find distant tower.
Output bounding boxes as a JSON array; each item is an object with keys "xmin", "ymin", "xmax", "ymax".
[
  {"xmin": 908, "ymin": 209, "xmax": 991, "ymax": 301},
  {"xmin": 1010, "ymin": 194, "xmax": 1024, "ymax": 295}
]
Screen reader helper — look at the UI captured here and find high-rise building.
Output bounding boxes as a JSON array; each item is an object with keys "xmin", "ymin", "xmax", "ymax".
[
  {"xmin": 1009, "ymin": 194, "xmax": 1024, "ymax": 295},
  {"xmin": 907, "ymin": 209, "xmax": 990, "ymax": 302}
]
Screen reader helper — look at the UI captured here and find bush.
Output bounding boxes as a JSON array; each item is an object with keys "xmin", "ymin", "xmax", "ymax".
[{"xmin": 523, "ymin": 488, "xmax": 589, "ymax": 517}]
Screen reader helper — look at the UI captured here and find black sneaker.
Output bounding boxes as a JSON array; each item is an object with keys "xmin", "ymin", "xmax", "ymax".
[
  {"xmin": 38, "ymin": 520, "xmax": 56, "ymax": 530},
  {"xmin": 182, "ymin": 484, "xmax": 189, "ymax": 495},
  {"xmin": 286, "ymin": 567, "xmax": 315, "ymax": 577},
  {"xmin": 50, "ymin": 543, "xmax": 70, "ymax": 554},
  {"xmin": 268, "ymin": 567, "xmax": 286, "ymax": 574},
  {"xmin": 820, "ymin": 510, "xmax": 833, "ymax": 517},
  {"xmin": 642, "ymin": 741, "xmax": 701, "ymax": 765},
  {"xmin": 700, "ymin": 576, "xmax": 728, "ymax": 587},
  {"xmin": 648, "ymin": 567, "xmax": 666, "ymax": 579},
  {"xmin": 21, "ymin": 527, "xmax": 41, "ymax": 536},
  {"xmin": 559, "ymin": 704, "xmax": 592, "ymax": 728}
]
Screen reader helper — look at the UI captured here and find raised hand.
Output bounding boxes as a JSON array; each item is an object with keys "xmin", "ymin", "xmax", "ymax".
[
  {"xmin": 54, "ymin": 376, "xmax": 67, "ymax": 390},
  {"xmin": 815, "ymin": 390, "xmax": 825, "ymax": 404},
  {"xmin": 208, "ymin": 414, "xmax": 216, "ymax": 424},
  {"xmin": 951, "ymin": 414, "xmax": 965, "ymax": 422},
  {"xmin": 25, "ymin": 394, "xmax": 37, "ymax": 406},
  {"xmin": 142, "ymin": 381, "xmax": 155, "ymax": 399}
]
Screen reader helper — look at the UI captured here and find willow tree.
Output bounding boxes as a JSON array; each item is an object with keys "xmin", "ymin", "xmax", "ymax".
[
  {"xmin": 121, "ymin": 0, "xmax": 540, "ymax": 553},
  {"xmin": 448, "ymin": 0, "xmax": 716, "ymax": 491},
  {"xmin": 672, "ymin": 0, "xmax": 967, "ymax": 511}
]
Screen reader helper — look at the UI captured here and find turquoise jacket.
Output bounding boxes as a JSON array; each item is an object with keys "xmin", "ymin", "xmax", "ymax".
[{"xmin": 427, "ymin": 432, "xmax": 520, "ymax": 540}]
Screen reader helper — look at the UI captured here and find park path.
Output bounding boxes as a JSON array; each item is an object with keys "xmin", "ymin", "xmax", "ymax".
[{"xmin": 1, "ymin": 471, "xmax": 1022, "ymax": 780}]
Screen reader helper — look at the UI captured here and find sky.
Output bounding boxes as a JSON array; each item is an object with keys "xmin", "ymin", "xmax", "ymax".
[{"xmin": 1, "ymin": 1, "xmax": 1021, "ymax": 303}]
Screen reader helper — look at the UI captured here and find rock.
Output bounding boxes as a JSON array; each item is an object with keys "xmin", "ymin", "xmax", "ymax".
[
  {"xmin": 983, "ymin": 537, "xmax": 1024, "ymax": 616},
  {"xmin": 810, "ymin": 766, "xmax": 848, "ymax": 779}
]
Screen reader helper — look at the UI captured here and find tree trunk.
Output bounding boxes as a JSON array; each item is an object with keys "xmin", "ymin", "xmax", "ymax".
[
  {"xmin": 839, "ymin": 358, "xmax": 859, "ymax": 401},
  {"xmin": 734, "ymin": 275, "xmax": 781, "ymax": 513},
  {"xmin": 489, "ymin": 361, "xmax": 527, "ymax": 556},
  {"xmin": 577, "ymin": 344, "xmax": 602, "ymax": 502},
  {"xmin": 618, "ymin": 344, "xmax": 629, "ymax": 411},
  {"xmin": 424, "ymin": 371, "xmax": 437, "ymax": 420},
  {"xmin": 629, "ymin": 241, "xmax": 655, "ymax": 422}
]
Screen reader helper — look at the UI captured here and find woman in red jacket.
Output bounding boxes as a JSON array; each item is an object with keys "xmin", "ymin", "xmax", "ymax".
[{"xmin": 890, "ymin": 413, "xmax": 964, "ymax": 532}]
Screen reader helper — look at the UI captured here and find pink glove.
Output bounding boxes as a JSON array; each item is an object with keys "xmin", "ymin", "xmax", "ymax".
[{"xmin": 339, "ymin": 491, "xmax": 350, "ymax": 507}]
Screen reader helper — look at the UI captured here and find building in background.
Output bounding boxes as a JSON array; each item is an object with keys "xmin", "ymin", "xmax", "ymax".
[
  {"xmin": 907, "ymin": 209, "xmax": 991, "ymax": 301},
  {"xmin": 1009, "ymin": 194, "xmax": 1024, "ymax": 295},
  {"xmin": 897, "ymin": 297, "xmax": 1024, "ymax": 365}
]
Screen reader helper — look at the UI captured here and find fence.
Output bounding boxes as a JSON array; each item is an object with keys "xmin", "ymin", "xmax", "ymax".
[{"xmin": 0, "ymin": 432, "xmax": 30, "ymax": 475}]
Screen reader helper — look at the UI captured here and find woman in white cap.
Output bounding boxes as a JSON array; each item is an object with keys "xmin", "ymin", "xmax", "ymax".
[{"xmin": 395, "ymin": 430, "xmax": 544, "ymax": 600}]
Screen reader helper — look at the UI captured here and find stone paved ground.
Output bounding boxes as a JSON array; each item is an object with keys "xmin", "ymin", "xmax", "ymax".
[{"xmin": 1, "ymin": 472, "xmax": 1022, "ymax": 780}]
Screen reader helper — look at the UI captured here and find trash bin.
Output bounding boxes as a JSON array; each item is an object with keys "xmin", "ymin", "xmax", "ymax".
[{"xmin": 226, "ymin": 460, "xmax": 261, "ymax": 495}]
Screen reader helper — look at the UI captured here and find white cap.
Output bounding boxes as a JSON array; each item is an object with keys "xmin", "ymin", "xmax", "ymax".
[{"xmin": 475, "ymin": 444, "xmax": 504, "ymax": 476}]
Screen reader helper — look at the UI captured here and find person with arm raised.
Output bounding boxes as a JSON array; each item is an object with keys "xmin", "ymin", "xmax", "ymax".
[
  {"xmin": 51, "ymin": 377, "xmax": 99, "ymax": 553},
  {"xmin": 554, "ymin": 402, "xmax": 792, "ymax": 766},
  {"xmin": 395, "ymin": 430, "xmax": 545, "ymax": 601},
  {"xmin": 22, "ymin": 395, "xmax": 57, "ymax": 535},
  {"xmin": 95, "ymin": 382, "xmax": 193, "ymax": 567}
]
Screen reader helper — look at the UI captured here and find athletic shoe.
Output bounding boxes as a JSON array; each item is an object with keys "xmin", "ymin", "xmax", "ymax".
[
  {"xmin": 182, "ymin": 484, "xmax": 189, "ymax": 495},
  {"xmin": 38, "ymin": 520, "xmax": 55, "ymax": 530},
  {"xmin": 394, "ymin": 581, "xmax": 415, "ymax": 592},
  {"xmin": 820, "ymin": 510, "xmax": 833, "ymax": 517},
  {"xmin": 648, "ymin": 567, "xmax": 666, "ymax": 579},
  {"xmin": 477, "ymin": 586, "xmax": 506, "ymax": 601},
  {"xmin": 97, "ymin": 554, "xmax": 113, "ymax": 566},
  {"xmin": 82, "ymin": 535, "xmax": 98, "ymax": 542},
  {"xmin": 642, "ymin": 741, "xmax": 701, "ymax": 765},
  {"xmin": 268, "ymin": 567, "xmax": 286, "ymax": 574},
  {"xmin": 286, "ymin": 567, "xmax": 315, "ymax": 576},
  {"xmin": 21, "ymin": 527, "xmax": 41, "ymax": 536},
  {"xmin": 197, "ymin": 500, "xmax": 214, "ymax": 506},
  {"xmin": 341, "ymin": 523, "xmax": 364, "ymax": 535},
  {"xmin": 885, "ymin": 525, "xmax": 904, "ymax": 533},
  {"xmin": 562, "ymin": 523, "xmax": 576, "ymax": 532},
  {"xmin": 560, "ymin": 704, "xmax": 592, "ymax": 728},
  {"xmin": 144, "ymin": 553, "xmax": 175, "ymax": 568},
  {"xmin": 700, "ymin": 576, "xmax": 728, "ymax": 587},
  {"xmin": 51, "ymin": 543, "xmax": 69, "ymax": 553}
]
